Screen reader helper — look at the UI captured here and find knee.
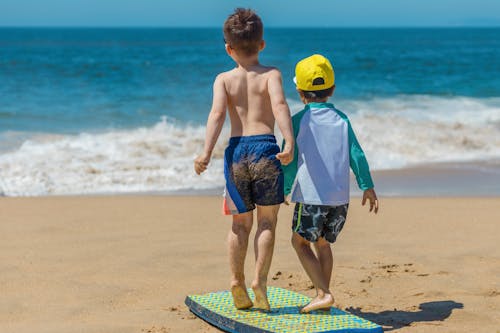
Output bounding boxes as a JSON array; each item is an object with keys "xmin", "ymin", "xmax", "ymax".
[
  {"xmin": 315, "ymin": 238, "xmax": 332, "ymax": 254},
  {"xmin": 316, "ymin": 239, "xmax": 330, "ymax": 250},
  {"xmin": 231, "ymin": 221, "xmax": 251, "ymax": 236},
  {"xmin": 257, "ymin": 218, "xmax": 275, "ymax": 233},
  {"xmin": 291, "ymin": 234, "xmax": 308, "ymax": 252}
]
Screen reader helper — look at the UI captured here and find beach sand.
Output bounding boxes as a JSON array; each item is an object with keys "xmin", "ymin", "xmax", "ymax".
[{"xmin": 1, "ymin": 196, "xmax": 499, "ymax": 333}]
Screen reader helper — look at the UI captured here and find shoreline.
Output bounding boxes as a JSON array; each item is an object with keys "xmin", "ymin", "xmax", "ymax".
[
  {"xmin": 354, "ymin": 160, "xmax": 500, "ymax": 197},
  {"xmin": 2, "ymin": 160, "xmax": 499, "ymax": 198}
]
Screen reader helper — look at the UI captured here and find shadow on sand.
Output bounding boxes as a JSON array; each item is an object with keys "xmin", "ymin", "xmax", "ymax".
[{"xmin": 346, "ymin": 300, "xmax": 464, "ymax": 331}]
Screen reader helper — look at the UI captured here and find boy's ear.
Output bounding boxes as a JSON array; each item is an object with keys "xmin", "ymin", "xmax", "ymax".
[
  {"xmin": 225, "ymin": 44, "xmax": 232, "ymax": 55},
  {"xmin": 260, "ymin": 40, "xmax": 265, "ymax": 51},
  {"xmin": 330, "ymin": 85, "xmax": 336, "ymax": 96},
  {"xmin": 296, "ymin": 89, "xmax": 306, "ymax": 103}
]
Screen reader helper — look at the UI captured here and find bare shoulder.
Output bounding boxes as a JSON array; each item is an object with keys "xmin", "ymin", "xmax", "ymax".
[
  {"xmin": 264, "ymin": 66, "xmax": 284, "ymax": 88},
  {"xmin": 215, "ymin": 70, "xmax": 229, "ymax": 82},
  {"xmin": 213, "ymin": 70, "xmax": 234, "ymax": 89},
  {"xmin": 216, "ymin": 68, "xmax": 242, "ymax": 84},
  {"xmin": 263, "ymin": 67, "xmax": 283, "ymax": 84},
  {"xmin": 260, "ymin": 65, "xmax": 282, "ymax": 76}
]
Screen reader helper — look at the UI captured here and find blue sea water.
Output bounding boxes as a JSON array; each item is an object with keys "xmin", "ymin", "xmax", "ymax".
[{"xmin": 0, "ymin": 28, "xmax": 499, "ymax": 196}]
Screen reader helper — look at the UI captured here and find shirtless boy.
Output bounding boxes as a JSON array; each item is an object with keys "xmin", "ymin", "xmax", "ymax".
[{"xmin": 194, "ymin": 8, "xmax": 294, "ymax": 311}]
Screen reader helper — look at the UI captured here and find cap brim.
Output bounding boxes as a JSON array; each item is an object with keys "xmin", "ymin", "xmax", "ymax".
[{"xmin": 293, "ymin": 76, "xmax": 297, "ymax": 85}]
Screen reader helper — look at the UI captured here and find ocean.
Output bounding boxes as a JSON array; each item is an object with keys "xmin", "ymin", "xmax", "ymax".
[{"xmin": 0, "ymin": 28, "xmax": 499, "ymax": 196}]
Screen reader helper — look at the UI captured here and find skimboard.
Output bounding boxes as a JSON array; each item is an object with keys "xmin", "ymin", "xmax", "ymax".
[{"xmin": 185, "ymin": 286, "xmax": 383, "ymax": 333}]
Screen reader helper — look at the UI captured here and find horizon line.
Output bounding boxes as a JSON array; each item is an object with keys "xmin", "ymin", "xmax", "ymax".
[{"xmin": 0, "ymin": 25, "xmax": 499, "ymax": 29}]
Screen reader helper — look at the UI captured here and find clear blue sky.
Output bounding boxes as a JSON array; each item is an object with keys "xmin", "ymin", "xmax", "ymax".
[{"xmin": 1, "ymin": 0, "xmax": 499, "ymax": 27}]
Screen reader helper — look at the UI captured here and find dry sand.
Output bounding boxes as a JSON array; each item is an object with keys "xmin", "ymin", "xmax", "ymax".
[{"xmin": 1, "ymin": 196, "xmax": 499, "ymax": 333}]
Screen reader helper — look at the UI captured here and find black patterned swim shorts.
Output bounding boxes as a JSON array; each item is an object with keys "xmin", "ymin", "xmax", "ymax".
[{"xmin": 292, "ymin": 203, "xmax": 349, "ymax": 243}]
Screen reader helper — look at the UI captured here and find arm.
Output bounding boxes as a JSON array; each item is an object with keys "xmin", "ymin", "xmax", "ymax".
[
  {"xmin": 282, "ymin": 109, "xmax": 306, "ymax": 198},
  {"xmin": 347, "ymin": 121, "xmax": 374, "ymax": 191},
  {"xmin": 194, "ymin": 74, "xmax": 227, "ymax": 175},
  {"xmin": 281, "ymin": 131, "xmax": 298, "ymax": 205},
  {"xmin": 282, "ymin": 136, "xmax": 299, "ymax": 197},
  {"xmin": 268, "ymin": 69, "xmax": 294, "ymax": 165},
  {"xmin": 347, "ymin": 120, "xmax": 379, "ymax": 213}
]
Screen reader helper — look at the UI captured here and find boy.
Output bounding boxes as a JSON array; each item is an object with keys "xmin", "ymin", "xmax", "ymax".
[
  {"xmin": 194, "ymin": 8, "xmax": 294, "ymax": 311},
  {"xmin": 282, "ymin": 54, "xmax": 379, "ymax": 313}
]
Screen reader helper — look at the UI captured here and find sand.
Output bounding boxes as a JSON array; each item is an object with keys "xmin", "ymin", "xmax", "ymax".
[{"xmin": 1, "ymin": 196, "xmax": 499, "ymax": 333}]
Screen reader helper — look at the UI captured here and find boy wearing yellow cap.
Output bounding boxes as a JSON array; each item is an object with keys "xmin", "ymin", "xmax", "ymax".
[
  {"xmin": 282, "ymin": 54, "xmax": 379, "ymax": 313},
  {"xmin": 194, "ymin": 8, "xmax": 294, "ymax": 311}
]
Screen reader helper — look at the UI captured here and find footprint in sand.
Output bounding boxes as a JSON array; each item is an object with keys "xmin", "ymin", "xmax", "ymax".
[
  {"xmin": 142, "ymin": 326, "xmax": 170, "ymax": 333},
  {"xmin": 481, "ymin": 289, "xmax": 500, "ymax": 297},
  {"xmin": 360, "ymin": 276, "xmax": 372, "ymax": 283}
]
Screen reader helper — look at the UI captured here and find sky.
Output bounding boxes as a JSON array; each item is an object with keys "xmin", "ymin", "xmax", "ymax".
[{"xmin": 0, "ymin": 0, "xmax": 499, "ymax": 27}]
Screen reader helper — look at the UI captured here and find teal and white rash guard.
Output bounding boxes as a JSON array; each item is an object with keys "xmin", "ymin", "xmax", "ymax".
[{"xmin": 282, "ymin": 102, "xmax": 374, "ymax": 206}]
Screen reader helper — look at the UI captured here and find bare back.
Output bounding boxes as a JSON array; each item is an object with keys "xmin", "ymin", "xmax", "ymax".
[{"xmin": 221, "ymin": 65, "xmax": 279, "ymax": 137}]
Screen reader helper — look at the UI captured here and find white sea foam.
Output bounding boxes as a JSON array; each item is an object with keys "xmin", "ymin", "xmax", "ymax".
[
  {"xmin": 0, "ymin": 117, "xmax": 229, "ymax": 196},
  {"xmin": 336, "ymin": 95, "xmax": 500, "ymax": 169},
  {"xmin": 0, "ymin": 95, "xmax": 499, "ymax": 196}
]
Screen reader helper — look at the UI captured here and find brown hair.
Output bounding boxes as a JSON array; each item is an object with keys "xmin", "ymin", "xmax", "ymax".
[
  {"xmin": 223, "ymin": 8, "xmax": 263, "ymax": 56},
  {"xmin": 299, "ymin": 86, "xmax": 335, "ymax": 102}
]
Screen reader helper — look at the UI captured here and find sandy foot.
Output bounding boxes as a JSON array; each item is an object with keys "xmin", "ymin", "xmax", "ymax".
[
  {"xmin": 252, "ymin": 285, "xmax": 270, "ymax": 311},
  {"xmin": 300, "ymin": 294, "xmax": 334, "ymax": 314},
  {"xmin": 231, "ymin": 286, "xmax": 253, "ymax": 310}
]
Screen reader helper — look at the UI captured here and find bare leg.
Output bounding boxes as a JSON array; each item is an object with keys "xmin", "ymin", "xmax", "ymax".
[
  {"xmin": 251, "ymin": 204, "xmax": 279, "ymax": 311},
  {"xmin": 313, "ymin": 238, "xmax": 333, "ymax": 287},
  {"xmin": 228, "ymin": 212, "xmax": 253, "ymax": 309},
  {"xmin": 312, "ymin": 237, "xmax": 334, "ymax": 311},
  {"xmin": 291, "ymin": 233, "xmax": 334, "ymax": 313}
]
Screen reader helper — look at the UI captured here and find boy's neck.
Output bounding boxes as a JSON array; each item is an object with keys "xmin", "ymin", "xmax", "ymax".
[
  {"xmin": 232, "ymin": 52, "xmax": 261, "ymax": 69},
  {"xmin": 304, "ymin": 98, "xmax": 329, "ymax": 104},
  {"xmin": 236, "ymin": 58, "xmax": 260, "ymax": 68}
]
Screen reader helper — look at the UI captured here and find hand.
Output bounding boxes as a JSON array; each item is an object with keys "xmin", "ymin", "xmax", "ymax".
[
  {"xmin": 194, "ymin": 153, "xmax": 210, "ymax": 175},
  {"xmin": 283, "ymin": 194, "xmax": 291, "ymax": 205},
  {"xmin": 362, "ymin": 188, "xmax": 379, "ymax": 214},
  {"xmin": 276, "ymin": 142, "xmax": 293, "ymax": 165}
]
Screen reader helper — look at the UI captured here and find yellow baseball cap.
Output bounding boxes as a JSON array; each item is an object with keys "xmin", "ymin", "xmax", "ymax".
[{"xmin": 294, "ymin": 54, "xmax": 335, "ymax": 91}]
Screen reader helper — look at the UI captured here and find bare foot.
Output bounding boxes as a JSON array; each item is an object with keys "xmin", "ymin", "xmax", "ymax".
[
  {"xmin": 231, "ymin": 285, "xmax": 253, "ymax": 310},
  {"xmin": 251, "ymin": 284, "xmax": 270, "ymax": 311},
  {"xmin": 300, "ymin": 294, "xmax": 334, "ymax": 314}
]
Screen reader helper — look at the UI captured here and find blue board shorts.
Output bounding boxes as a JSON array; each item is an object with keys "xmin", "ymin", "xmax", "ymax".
[
  {"xmin": 292, "ymin": 203, "xmax": 349, "ymax": 243},
  {"xmin": 223, "ymin": 134, "xmax": 284, "ymax": 215}
]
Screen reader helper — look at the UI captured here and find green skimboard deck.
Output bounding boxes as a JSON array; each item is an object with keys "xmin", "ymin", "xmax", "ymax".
[{"xmin": 185, "ymin": 287, "xmax": 383, "ymax": 333}]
